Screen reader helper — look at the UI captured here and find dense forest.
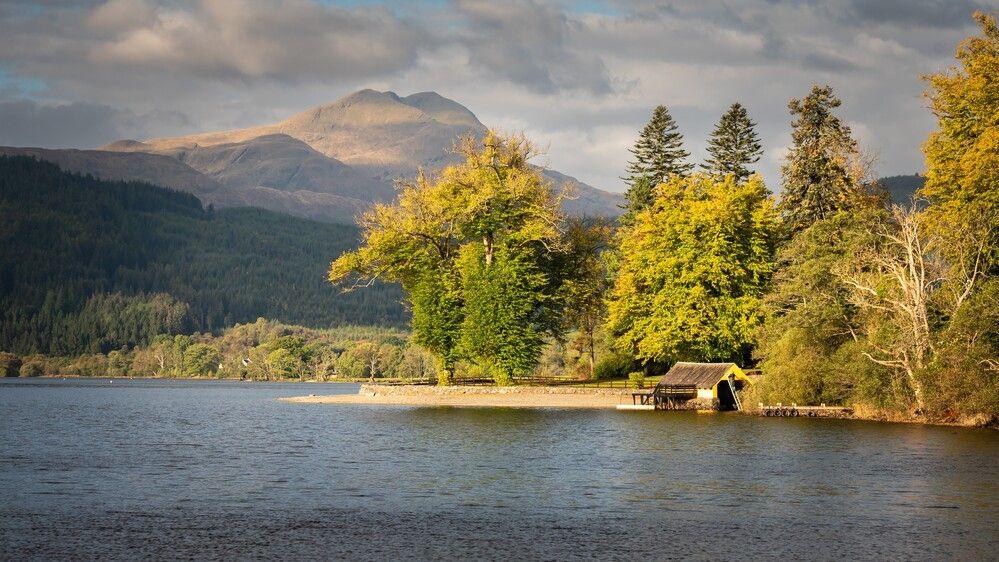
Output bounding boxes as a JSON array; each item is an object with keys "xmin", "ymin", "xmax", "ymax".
[{"xmin": 0, "ymin": 156, "xmax": 405, "ymax": 355}]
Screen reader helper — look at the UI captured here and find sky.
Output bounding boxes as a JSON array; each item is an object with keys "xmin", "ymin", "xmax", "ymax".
[{"xmin": 0, "ymin": 0, "xmax": 993, "ymax": 192}]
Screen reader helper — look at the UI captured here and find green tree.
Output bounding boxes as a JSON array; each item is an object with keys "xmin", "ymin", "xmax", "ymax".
[
  {"xmin": 265, "ymin": 348, "xmax": 300, "ymax": 379},
  {"xmin": 458, "ymin": 245, "xmax": 547, "ymax": 384},
  {"xmin": 329, "ymin": 132, "xmax": 568, "ymax": 385},
  {"xmin": 622, "ymin": 105, "xmax": 693, "ymax": 212},
  {"xmin": 608, "ymin": 173, "xmax": 778, "ymax": 366},
  {"xmin": 106, "ymin": 350, "xmax": 129, "ymax": 377},
  {"xmin": 779, "ymin": 85, "xmax": 863, "ymax": 234},
  {"xmin": 752, "ymin": 206, "xmax": 895, "ymax": 408},
  {"xmin": 701, "ymin": 102, "xmax": 763, "ymax": 182},
  {"xmin": 183, "ymin": 343, "xmax": 220, "ymax": 377}
]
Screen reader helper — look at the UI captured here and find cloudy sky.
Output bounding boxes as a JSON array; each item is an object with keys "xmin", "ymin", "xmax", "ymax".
[{"xmin": 0, "ymin": 0, "xmax": 992, "ymax": 192}]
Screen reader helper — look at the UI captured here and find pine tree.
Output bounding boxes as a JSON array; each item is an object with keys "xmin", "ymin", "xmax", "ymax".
[
  {"xmin": 622, "ymin": 105, "xmax": 693, "ymax": 213},
  {"xmin": 778, "ymin": 85, "xmax": 862, "ymax": 234},
  {"xmin": 701, "ymin": 102, "xmax": 763, "ymax": 182}
]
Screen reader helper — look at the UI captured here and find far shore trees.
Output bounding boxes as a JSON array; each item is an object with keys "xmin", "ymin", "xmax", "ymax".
[{"xmin": 329, "ymin": 132, "xmax": 592, "ymax": 385}]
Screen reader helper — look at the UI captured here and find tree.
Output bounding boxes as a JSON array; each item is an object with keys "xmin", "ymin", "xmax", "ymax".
[
  {"xmin": 265, "ymin": 348, "xmax": 300, "ymax": 379},
  {"xmin": 752, "ymin": 207, "xmax": 891, "ymax": 408},
  {"xmin": 458, "ymin": 245, "xmax": 547, "ymax": 384},
  {"xmin": 701, "ymin": 102, "xmax": 763, "ymax": 182},
  {"xmin": 779, "ymin": 85, "xmax": 864, "ymax": 234},
  {"xmin": 608, "ymin": 173, "xmax": 778, "ymax": 366},
  {"xmin": 622, "ymin": 106, "xmax": 693, "ymax": 213},
  {"xmin": 329, "ymin": 132, "xmax": 568, "ymax": 385},
  {"xmin": 921, "ymin": 12, "xmax": 999, "ymax": 272},
  {"xmin": 557, "ymin": 217, "xmax": 614, "ymax": 379},
  {"xmin": 183, "ymin": 343, "xmax": 220, "ymax": 377}
]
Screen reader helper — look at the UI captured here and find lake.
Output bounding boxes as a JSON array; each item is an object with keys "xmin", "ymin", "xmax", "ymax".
[{"xmin": 1, "ymin": 378, "xmax": 996, "ymax": 560}]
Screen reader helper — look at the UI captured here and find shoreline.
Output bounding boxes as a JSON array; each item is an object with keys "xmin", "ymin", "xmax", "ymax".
[
  {"xmin": 281, "ymin": 384, "xmax": 636, "ymax": 409},
  {"xmin": 284, "ymin": 384, "xmax": 998, "ymax": 428}
]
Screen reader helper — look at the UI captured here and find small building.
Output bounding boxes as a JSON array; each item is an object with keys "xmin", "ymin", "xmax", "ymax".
[{"xmin": 655, "ymin": 362, "xmax": 752, "ymax": 410}]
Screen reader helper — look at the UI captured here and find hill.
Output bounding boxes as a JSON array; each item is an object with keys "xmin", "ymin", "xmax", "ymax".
[
  {"xmin": 0, "ymin": 156, "xmax": 405, "ymax": 355},
  {"xmin": 878, "ymin": 174, "xmax": 925, "ymax": 204}
]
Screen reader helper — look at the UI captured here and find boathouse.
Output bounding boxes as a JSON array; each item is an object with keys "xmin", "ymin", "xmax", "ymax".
[{"xmin": 655, "ymin": 362, "xmax": 752, "ymax": 410}]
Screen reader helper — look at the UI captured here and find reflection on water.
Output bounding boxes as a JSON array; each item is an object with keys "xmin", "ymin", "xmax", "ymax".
[{"xmin": 1, "ymin": 378, "xmax": 997, "ymax": 560}]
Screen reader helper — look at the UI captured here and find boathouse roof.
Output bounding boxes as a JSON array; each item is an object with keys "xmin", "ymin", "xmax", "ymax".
[{"xmin": 658, "ymin": 362, "xmax": 742, "ymax": 389}]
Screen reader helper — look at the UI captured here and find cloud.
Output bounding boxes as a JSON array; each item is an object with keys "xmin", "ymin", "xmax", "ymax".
[
  {"xmin": 0, "ymin": 0, "xmax": 987, "ymax": 191},
  {"xmin": 0, "ymin": 97, "xmax": 189, "ymax": 148},
  {"xmin": 452, "ymin": 0, "xmax": 614, "ymax": 95},
  {"xmin": 83, "ymin": 0, "xmax": 433, "ymax": 81}
]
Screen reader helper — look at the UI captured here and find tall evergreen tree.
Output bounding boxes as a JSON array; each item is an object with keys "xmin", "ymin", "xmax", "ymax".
[
  {"xmin": 622, "ymin": 105, "xmax": 693, "ymax": 213},
  {"xmin": 778, "ymin": 85, "xmax": 861, "ymax": 234},
  {"xmin": 701, "ymin": 102, "xmax": 763, "ymax": 182}
]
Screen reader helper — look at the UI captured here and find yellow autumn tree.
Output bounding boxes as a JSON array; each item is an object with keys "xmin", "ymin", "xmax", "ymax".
[{"xmin": 922, "ymin": 11, "xmax": 999, "ymax": 269}]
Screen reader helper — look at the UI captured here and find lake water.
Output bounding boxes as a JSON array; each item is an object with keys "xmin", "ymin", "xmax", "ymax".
[{"xmin": 1, "ymin": 378, "xmax": 996, "ymax": 560}]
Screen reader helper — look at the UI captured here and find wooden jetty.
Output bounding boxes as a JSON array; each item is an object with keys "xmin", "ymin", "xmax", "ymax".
[{"xmin": 758, "ymin": 403, "xmax": 853, "ymax": 417}]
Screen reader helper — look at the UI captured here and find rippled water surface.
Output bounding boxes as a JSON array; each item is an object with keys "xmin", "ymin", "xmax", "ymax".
[{"xmin": 1, "ymin": 378, "xmax": 997, "ymax": 560}]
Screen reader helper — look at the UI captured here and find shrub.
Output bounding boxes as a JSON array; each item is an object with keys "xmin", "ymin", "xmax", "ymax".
[
  {"xmin": 0, "ymin": 352, "xmax": 22, "ymax": 377},
  {"xmin": 593, "ymin": 352, "xmax": 633, "ymax": 380},
  {"xmin": 628, "ymin": 371, "xmax": 646, "ymax": 388},
  {"xmin": 19, "ymin": 360, "xmax": 45, "ymax": 377}
]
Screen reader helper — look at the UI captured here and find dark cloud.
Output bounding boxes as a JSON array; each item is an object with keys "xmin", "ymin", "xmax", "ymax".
[
  {"xmin": 0, "ymin": 97, "xmax": 190, "ymax": 148},
  {"xmin": 840, "ymin": 0, "xmax": 993, "ymax": 29},
  {"xmin": 0, "ymin": 98, "xmax": 124, "ymax": 148},
  {"xmin": 453, "ymin": 0, "xmax": 614, "ymax": 95},
  {"xmin": 0, "ymin": 0, "xmax": 989, "ymax": 191}
]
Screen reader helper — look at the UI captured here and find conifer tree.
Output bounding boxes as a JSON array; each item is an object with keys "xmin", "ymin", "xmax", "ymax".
[
  {"xmin": 622, "ymin": 105, "xmax": 693, "ymax": 213},
  {"xmin": 701, "ymin": 102, "xmax": 763, "ymax": 182},
  {"xmin": 778, "ymin": 85, "xmax": 862, "ymax": 234}
]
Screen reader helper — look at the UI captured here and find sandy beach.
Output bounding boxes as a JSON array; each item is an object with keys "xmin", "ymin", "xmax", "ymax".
[{"xmin": 281, "ymin": 384, "xmax": 638, "ymax": 409}]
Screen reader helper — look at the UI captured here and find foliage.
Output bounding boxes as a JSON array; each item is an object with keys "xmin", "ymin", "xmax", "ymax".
[
  {"xmin": 183, "ymin": 343, "xmax": 221, "ymax": 377},
  {"xmin": 459, "ymin": 245, "xmax": 547, "ymax": 379},
  {"xmin": 921, "ymin": 12, "xmax": 999, "ymax": 271},
  {"xmin": 754, "ymin": 208, "xmax": 891, "ymax": 406},
  {"xmin": 0, "ymin": 352, "xmax": 21, "ymax": 377},
  {"xmin": 18, "ymin": 359, "xmax": 45, "ymax": 377},
  {"xmin": 622, "ymin": 105, "xmax": 693, "ymax": 215},
  {"xmin": 628, "ymin": 371, "xmax": 646, "ymax": 387},
  {"xmin": 592, "ymin": 352, "xmax": 634, "ymax": 381},
  {"xmin": 330, "ymin": 132, "xmax": 582, "ymax": 384},
  {"xmin": 701, "ymin": 102, "xmax": 763, "ymax": 182},
  {"xmin": 608, "ymin": 173, "xmax": 778, "ymax": 366},
  {"xmin": 0, "ymin": 156, "xmax": 405, "ymax": 355},
  {"xmin": 778, "ymin": 85, "xmax": 864, "ymax": 234}
]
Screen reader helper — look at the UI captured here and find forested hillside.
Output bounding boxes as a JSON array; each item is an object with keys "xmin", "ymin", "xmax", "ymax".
[{"xmin": 0, "ymin": 156, "xmax": 405, "ymax": 355}]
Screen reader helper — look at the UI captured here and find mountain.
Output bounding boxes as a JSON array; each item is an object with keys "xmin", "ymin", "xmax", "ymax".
[
  {"xmin": 100, "ymin": 89, "xmax": 623, "ymax": 221},
  {"xmin": 0, "ymin": 156, "xmax": 405, "ymax": 355}
]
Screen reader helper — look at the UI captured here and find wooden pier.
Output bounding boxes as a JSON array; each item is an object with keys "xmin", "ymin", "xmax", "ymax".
[{"xmin": 758, "ymin": 403, "xmax": 853, "ymax": 417}]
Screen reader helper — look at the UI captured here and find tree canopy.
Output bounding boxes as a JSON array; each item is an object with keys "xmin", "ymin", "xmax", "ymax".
[
  {"xmin": 608, "ymin": 173, "xmax": 778, "ymax": 366},
  {"xmin": 330, "ymin": 132, "xmax": 579, "ymax": 384}
]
